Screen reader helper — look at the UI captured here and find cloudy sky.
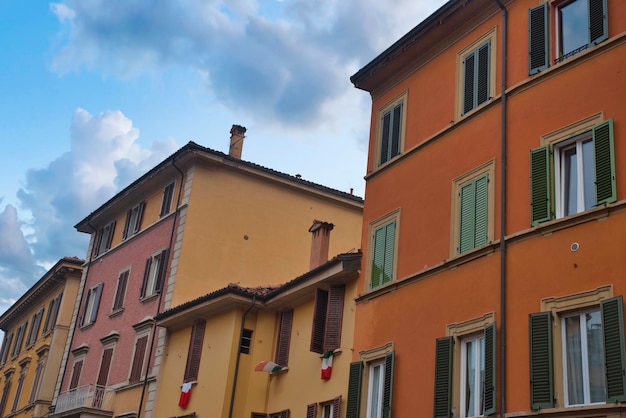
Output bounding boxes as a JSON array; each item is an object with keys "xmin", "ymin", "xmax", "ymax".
[{"xmin": 0, "ymin": 0, "xmax": 447, "ymax": 317}]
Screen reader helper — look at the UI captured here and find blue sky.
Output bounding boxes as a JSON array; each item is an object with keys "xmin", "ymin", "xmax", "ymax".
[{"xmin": 0, "ymin": 0, "xmax": 447, "ymax": 316}]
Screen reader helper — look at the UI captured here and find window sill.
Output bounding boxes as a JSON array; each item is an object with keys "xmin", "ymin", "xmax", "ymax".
[
  {"xmin": 109, "ymin": 308, "xmax": 124, "ymax": 318},
  {"xmin": 79, "ymin": 321, "xmax": 95, "ymax": 330},
  {"xmin": 139, "ymin": 293, "xmax": 159, "ymax": 304},
  {"xmin": 270, "ymin": 367, "xmax": 289, "ymax": 376},
  {"xmin": 506, "ymin": 403, "xmax": 623, "ymax": 418}
]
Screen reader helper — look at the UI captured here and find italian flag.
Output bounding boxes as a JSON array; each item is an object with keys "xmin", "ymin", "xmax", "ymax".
[
  {"xmin": 178, "ymin": 382, "xmax": 192, "ymax": 408},
  {"xmin": 255, "ymin": 360, "xmax": 283, "ymax": 373},
  {"xmin": 321, "ymin": 351, "xmax": 334, "ymax": 380}
]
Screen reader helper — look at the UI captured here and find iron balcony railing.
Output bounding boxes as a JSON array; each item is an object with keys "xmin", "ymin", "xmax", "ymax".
[{"xmin": 55, "ymin": 384, "xmax": 112, "ymax": 413}]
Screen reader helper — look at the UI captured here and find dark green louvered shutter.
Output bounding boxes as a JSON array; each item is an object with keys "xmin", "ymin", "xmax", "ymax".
[
  {"xmin": 529, "ymin": 4, "xmax": 549, "ymax": 74},
  {"xmin": 530, "ymin": 146, "xmax": 551, "ymax": 226},
  {"xmin": 474, "ymin": 175, "xmax": 488, "ymax": 247},
  {"xmin": 459, "ymin": 175, "xmax": 488, "ymax": 253},
  {"xmin": 601, "ymin": 296, "xmax": 626, "ymax": 402},
  {"xmin": 383, "ymin": 221, "xmax": 395, "ymax": 285},
  {"xmin": 382, "ymin": 351, "xmax": 394, "ymax": 418},
  {"xmin": 463, "ymin": 41, "xmax": 490, "ymax": 114},
  {"xmin": 529, "ymin": 312, "xmax": 554, "ymax": 409},
  {"xmin": 463, "ymin": 51, "xmax": 476, "ymax": 115},
  {"xmin": 390, "ymin": 103, "xmax": 402, "ymax": 159},
  {"xmin": 371, "ymin": 226, "xmax": 385, "ymax": 288},
  {"xmin": 484, "ymin": 322, "xmax": 496, "ymax": 415},
  {"xmin": 589, "ymin": 0, "xmax": 608, "ymax": 46},
  {"xmin": 476, "ymin": 42, "xmax": 490, "ymax": 107},
  {"xmin": 380, "ymin": 111, "xmax": 391, "ymax": 165},
  {"xmin": 434, "ymin": 337, "xmax": 453, "ymax": 418},
  {"xmin": 346, "ymin": 361, "xmax": 363, "ymax": 418},
  {"xmin": 593, "ymin": 119, "xmax": 616, "ymax": 206}
]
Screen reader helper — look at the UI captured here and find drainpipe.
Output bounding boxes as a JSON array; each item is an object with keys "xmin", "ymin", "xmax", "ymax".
[
  {"xmin": 138, "ymin": 158, "xmax": 185, "ymax": 417},
  {"xmin": 228, "ymin": 296, "xmax": 257, "ymax": 418},
  {"xmin": 493, "ymin": 0, "xmax": 508, "ymax": 416}
]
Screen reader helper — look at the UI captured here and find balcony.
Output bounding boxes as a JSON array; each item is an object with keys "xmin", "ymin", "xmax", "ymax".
[{"xmin": 53, "ymin": 385, "xmax": 113, "ymax": 417}]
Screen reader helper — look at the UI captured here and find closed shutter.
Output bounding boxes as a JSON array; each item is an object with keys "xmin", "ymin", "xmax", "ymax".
[
  {"xmin": 332, "ymin": 395, "xmax": 341, "ymax": 418},
  {"xmin": 155, "ymin": 249, "xmax": 168, "ymax": 293},
  {"xmin": 383, "ymin": 222, "xmax": 395, "ymax": 285},
  {"xmin": 11, "ymin": 372, "xmax": 25, "ymax": 412},
  {"xmin": 123, "ymin": 208, "xmax": 132, "ymax": 239},
  {"xmin": 459, "ymin": 181, "xmax": 476, "ymax": 253},
  {"xmin": 382, "ymin": 351, "xmax": 394, "ymax": 418},
  {"xmin": 279, "ymin": 410, "xmax": 290, "ymax": 418},
  {"xmin": 530, "ymin": 146, "xmax": 551, "ymax": 226},
  {"xmin": 390, "ymin": 103, "xmax": 402, "ymax": 159},
  {"xmin": 90, "ymin": 283, "xmax": 103, "ymax": 323},
  {"xmin": 184, "ymin": 320, "xmax": 206, "ymax": 382},
  {"xmin": 275, "ymin": 310, "xmax": 293, "ymax": 367},
  {"xmin": 474, "ymin": 175, "xmax": 489, "ymax": 248},
  {"xmin": 113, "ymin": 271, "xmax": 129, "ymax": 310},
  {"xmin": 306, "ymin": 403, "xmax": 317, "ymax": 418},
  {"xmin": 310, "ymin": 289, "xmax": 328, "ymax": 354},
  {"xmin": 324, "ymin": 285, "xmax": 345, "ymax": 351},
  {"xmin": 0, "ymin": 378, "xmax": 11, "ymax": 416},
  {"xmin": 476, "ymin": 42, "xmax": 490, "ymax": 107},
  {"xmin": 105, "ymin": 221, "xmax": 115, "ymax": 250},
  {"xmin": 434, "ymin": 337, "xmax": 453, "ymax": 418},
  {"xmin": 380, "ymin": 111, "xmax": 391, "ymax": 165},
  {"xmin": 593, "ymin": 119, "xmax": 616, "ymax": 206},
  {"xmin": 463, "ymin": 51, "xmax": 476, "ymax": 114},
  {"xmin": 69, "ymin": 360, "xmax": 83, "ymax": 389},
  {"xmin": 43, "ymin": 298, "xmax": 55, "ymax": 333},
  {"xmin": 251, "ymin": 414, "xmax": 267, "ymax": 418},
  {"xmin": 589, "ymin": 0, "xmax": 608, "ymax": 46},
  {"xmin": 97, "ymin": 348, "xmax": 114, "ymax": 387},
  {"xmin": 529, "ymin": 312, "xmax": 554, "ymax": 409},
  {"xmin": 29, "ymin": 360, "xmax": 44, "ymax": 403},
  {"xmin": 129, "ymin": 335, "xmax": 148, "ymax": 383},
  {"xmin": 1, "ymin": 333, "xmax": 13, "ymax": 364},
  {"xmin": 601, "ymin": 296, "xmax": 626, "ymax": 402},
  {"xmin": 50, "ymin": 292, "xmax": 63, "ymax": 330},
  {"xmin": 346, "ymin": 361, "xmax": 363, "ymax": 418},
  {"xmin": 140, "ymin": 257, "xmax": 152, "ymax": 298},
  {"xmin": 483, "ymin": 322, "xmax": 496, "ymax": 415},
  {"xmin": 528, "ymin": 4, "xmax": 549, "ymax": 74}
]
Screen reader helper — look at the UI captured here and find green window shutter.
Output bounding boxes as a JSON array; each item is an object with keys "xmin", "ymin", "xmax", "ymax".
[
  {"xmin": 601, "ymin": 296, "xmax": 626, "ymax": 402},
  {"xmin": 382, "ymin": 351, "xmax": 394, "ymax": 418},
  {"xmin": 529, "ymin": 312, "xmax": 554, "ymax": 409},
  {"xmin": 463, "ymin": 51, "xmax": 476, "ymax": 115},
  {"xmin": 474, "ymin": 175, "xmax": 489, "ymax": 248},
  {"xmin": 476, "ymin": 42, "xmax": 490, "ymax": 107},
  {"xmin": 530, "ymin": 146, "xmax": 551, "ymax": 226},
  {"xmin": 433, "ymin": 337, "xmax": 453, "ymax": 418},
  {"xmin": 346, "ymin": 361, "xmax": 363, "ymax": 418},
  {"xmin": 383, "ymin": 221, "xmax": 395, "ymax": 285},
  {"xmin": 593, "ymin": 119, "xmax": 616, "ymax": 206},
  {"xmin": 371, "ymin": 226, "xmax": 385, "ymax": 288},
  {"xmin": 528, "ymin": 4, "xmax": 549, "ymax": 74},
  {"xmin": 459, "ymin": 181, "xmax": 476, "ymax": 253},
  {"xmin": 589, "ymin": 0, "xmax": 608, "ymax": 46},
  {"xmin": 483, "ymin": 322, "xmax": 497, "ymax": 415}
]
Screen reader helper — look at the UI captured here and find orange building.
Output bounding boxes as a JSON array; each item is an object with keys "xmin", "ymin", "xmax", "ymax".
[{"xmin": 349, "ymin": 0, "xmax": 626, "ymax": 417}]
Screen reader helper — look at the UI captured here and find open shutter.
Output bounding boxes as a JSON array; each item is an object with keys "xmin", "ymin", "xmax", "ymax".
[
  {"xmin": 310, "ymin": 289, "xmax": 328, "ymax": 353},
  {"xmin": 275, "ymin": 310, "xmax": 293, "ymax": 367},
  {"xmin": 105, "ymin": 221, "xmax": 115, "ymax": 250},
  {"xmin": 463, "ymin": 51, "xmax": 476, "ymax": 114},
  {"xmin": 390, "ymin": 103, "xmax": 402, "ymax": 159},
  {"xmin": 306, "ymin": 403, "xmax": 317, "ymax": 418},
  {"xmin": 601, "ymin": 296, "xmax": 626, "ymax": 402},
  {"xmin": 434, "ymin": 337, "xmax": 453, "ymax": 418},
  {"xmin": 97, "ymin": 348, "xmax": 113, "ymax": 387},
  {"xmin": 476, "ymin": 42, "xmax": 490, "ymax": 107},
  {"xmin": 346, "ymin": 361, "xmax": 363, "ymax": 418},
  {"xmin": 122, "ymin": 209, "xmax": 132, "ymax": 239},
  {"xmin": 140, "ymin": 257, "xmax": 152, "ymax": 298},
  {"xmin": 380, "ymin": 111, "xmax": 391, "ymax": 165},
  {"xmin": 279, "ymin": 410, "xmax": 290, "ymax": 418},
  {"xmin": 113, "ymin": 271, "xmax": 129, "ymax": 310},
  {"xmin": 69, "ymin": 360, "xmax": 83, "ymax": 389},
  {"xmin": 483, "ymin": 322, "xmax": 497, "ymax": 415},
  {"xmin": 529, "ymin": 312, "xmax": 554, "ymax": 409},
  {"xmin": 371, "ymin": 226, "xmax": 385, "ymax": 288},
  {"xmin": 382, "ymin": 351, "xmax": 394, "ymax": 418},
  {"xmin": 332, "ymin": 395, "xmax": 341, "ymax": 418},
  {"xmin": 90, "ymin": 283, "xmax": 103, "ymax": 323},
  {"xmin": 251, "ymin": 414, "xmax": 267, "ymax": 418},
  {"xmin": 155, "ymin": 249, "xmax": 168, "ymax": 292},
  {"xmin": 593, "ymin": 119, "xmax": 616, "ymax": 206},
  {"xmin": 529, "ymin": 3, "xmax": 549, "ymax": 74},
  {"xmin": 184, "ymin": 320, "xmax": 206, "ymax": 382},
  {"xmin": 589, "ymin": 0, "xmax": 608, "ymax": 46},
  {"xmin": 530, "ymin": 146, "xmax": 551, "ymax": 226},
  {"xmin": 324, "ymin": 285, "xmax": 345, "ymax": 351},
  {"xmin": 129, "ymin": 335, "xmax": 148, "ymax": 383},
  {"xmin": 50, "ymin": 292, "xmax": 62, "ymax": 329},
  {"xmin": 134, "ymin": 202, "xmax": 145, "ymax": 233},
  {"xmin": 383, "ymin": 221, "xmax": 395, "ymax": 285}
]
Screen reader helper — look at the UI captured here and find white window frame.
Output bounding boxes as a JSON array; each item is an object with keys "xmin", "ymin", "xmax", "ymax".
[
  {"xmin": 142, "ymin": 252, "xmax": 164, "ymax": 299},
  {"xmin": 81, "ymin": 283, "xmax": 103, "ymax": 327},
  {"xmin": 460, "ymin": 334, "xmax": 486, "ymax": 418},
  {"xmin": 375, "ymin": 91, "xmax": 407, "ymax": 168},
  {"xmin": 560, "ymin": 308, "xmax": 606, "ymax": 407},
  {"xmin": 366, "ymin": 360, "xmax": 385, "ymax": 418},
  {"xmin": 321, "ymin": 402, "xmax": 333, "ymax": 418},
  {"xmin": 160, "ymin": 182, "xmax": 175, "ymax": 217},
  {"xmin": 555, "ymin": 0, "xmax": 588, "ymax": 59},
  {"xmin": 554, "ymin": 131, "xmax": 595, "ymax": 218}
]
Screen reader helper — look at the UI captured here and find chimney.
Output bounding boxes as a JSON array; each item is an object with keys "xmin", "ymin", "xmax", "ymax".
[
  {"xmin": 308, "ymin": 220, "xmax": 334, "ymax": 270},
  {"xmin": 229, "ymin": 124, "xmax": 247, "ymax": 159}
]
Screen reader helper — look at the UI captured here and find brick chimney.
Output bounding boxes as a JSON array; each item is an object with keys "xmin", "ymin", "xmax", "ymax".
[
  {"xmin": 309, "ymin": 220, "xmax": 334, "ymax": 270},
  {"xmin": 229, "ymin": 124, "xmax": 247, "ymax": 159}
]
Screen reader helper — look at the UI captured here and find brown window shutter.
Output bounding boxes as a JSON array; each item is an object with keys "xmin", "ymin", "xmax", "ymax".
[
  {"xmin": 250, "ymin": 413, "xmax": 267, "ymax": 418},
  {"xmin": 69, "ymin": 360, "xmax": 83, "ymax": 389},
  {"xmin": 90, "ymin": 283, "xmax": 104, "ymax": 323},
  {"xmin": 324, "ymin": 285, "xmax": 345, "ymax": 351},
  {"xmin": 129, "ymin": 335, "xmax": 148, "ymax": 383},
  {"xmin": 155, "ymin": 249, "xmax": 168, "ymax": 292},
  {"xmin": 184, "ymin": 320, "xmax": 206, "ymax": 382},
  {"xmin": 310, "ymin": 289, "xmax": 328, "ymax": 354},
  {"xmin": 140, "ymin": 257, "xmax": 152, "ymax": 297},
  {"xmin": 306, "ymin": 403, "xmax": 317, "ymax": 418},
  {"xmin": 275, "ymin": 310, "xmax": 293, "ymax": 367},
  {"xmin": 114, "ymin": 271, "xmax": 129, "ymax": 310},
  {"xmin": 280, "ymin": 410, "xmax": 290, "ymax": 418},
  {"xmin": 97, "ymin": 348, "xmax": 114, "ymax": 387},
  {"xmin": 332, "ymin": 396, "xmax": 341, "ymax": 418}
]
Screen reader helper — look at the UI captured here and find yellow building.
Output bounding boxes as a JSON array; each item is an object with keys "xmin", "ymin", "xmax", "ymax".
[
  {"xmin": 154, "ymin": 221, "xmax": 360, "ymax": 418},
  {"xmin": 0, "ymin": 257, "xmax": 83, "ymax": 418},
  {"xmin": 51, "ymin": 126, "xmax": 363, "ymax": 418}
]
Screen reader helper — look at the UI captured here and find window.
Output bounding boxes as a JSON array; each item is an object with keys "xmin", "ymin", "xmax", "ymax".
[
  {"xmin": 43, "ymin": 292, "xmax": 63, "ymax": 334},
  {"xmin": 129, "ymin": 335, "xmax": 148, "ymax": 384},
  {"xmin": 112, "ymin": 270, "xmax": 129, "ymax": 312},
  {"xmin": 69, "ymin": 359, "xmax": 83, "ymax": 390},
  {"xmin": 528, "ymin": 0, "xmax": 608, "ymax": 73},
  {"xmin": 376, "ymin": 92, "xmax": 406, "ymax": 167},
  {"xmin": 94, "ymin": 347, "xmax": 114, "ymax": 408},
  {"xmin": 80, "ymin": 283, "xmax": 103, "ymax": 327},
  {"xmin": 26, "ymin": 308, "xmax": 44, "ymax": 347},
  {"xmin": 141, "ymin": 250, "xmax": 168, "ymax": 299},
  {"xmin": 456, "ymin": 29, "xmax": 496, "ymax": 118},
  {"xmin": 0, "ymin": 332, "xmax": 13, "ymax": 365},
  {"xmin": 347, "ymin": 346, "xmax": 394, "ymax": 418},
  {"xmin": 434, "ymin": 314, "xmax": 496, "ymax": 418},
  {"xmin": 184, "ymin": 320, "xmax": 206, "ymax": 383},
  {"xmin": 529, "ymin": 292, "xmax": 626, "ymax": 409},
  {"xmin": 122, "ymin": 202, "xmax": 145, "ymax": 240},
  {"xmin": 312, "ymin": 397, "xmax": 341, "ymax": 418},
  {"xmin": 269, "ymin": 411, "xmax": 289, "ymax": 418},
  {"xmin": 310, "ymin": 285, "xmax": 345, "ymax": 353},
  {"xmin": 240, "ymin": 329, "xmax": 253, "ymax": 355},
  {"xmin": 11, "ymin": 368, "xmax": 26, "ymax": 413},
  {"xmin": 160, "ymin": 182, "xmax": 175, "ymax": 217},
  {"xmin": 530, "ymin": 119, "xmax": 615, "ymax": 225},
  {"xmin": 11, "ymin": 321, "xmax": 28, "ymax": 358},
  {"xmin": 368, "ymin": 211, "xmax": 399, "ymax": 290},
  {"xmin": 29, "ymin": 357, "xmax": 45, "ymax": 403},
  {"xmin": 95, "ymin": 221, "xmax": 116, "ymax": 256},
  {"xmin": 275, "ymin": 310, "xmax": 293, "ymax": 367},
  {"xmin": 0, "ymin": 374, "xmax": 12, "ymax": 416}
]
